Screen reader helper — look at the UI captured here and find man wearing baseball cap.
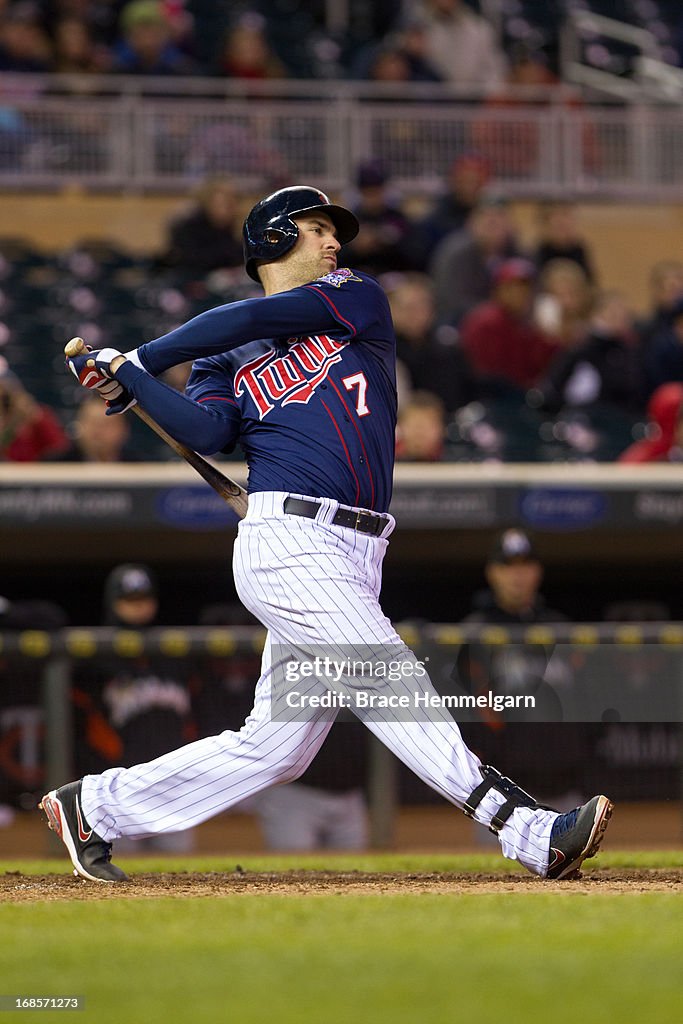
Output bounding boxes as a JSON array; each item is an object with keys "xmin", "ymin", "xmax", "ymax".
[
  {"xmin": 472, "ymin": 528, "xmax": 561, "ymax": 623},
  {"xmin": 459, "ymin": 259, "xmax": 560, "ymax": 394},
  {"xmin": 458, "ymin": 530, "xmax": 585, "ymax": 808}
]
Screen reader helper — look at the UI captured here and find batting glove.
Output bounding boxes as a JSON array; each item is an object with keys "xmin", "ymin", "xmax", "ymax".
[{"xmin": 67, "ymin": 347, "xmax": 137, "ymax": 414}]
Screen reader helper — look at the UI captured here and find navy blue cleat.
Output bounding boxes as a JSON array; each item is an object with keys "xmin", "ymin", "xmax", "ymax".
[
  {"xmin": 547, "ymin": 795, "xmax": 613, "ymax": 880},
  {"xmin": 40, "ymin": 781, "xmax": 128, "ymax": 883}
]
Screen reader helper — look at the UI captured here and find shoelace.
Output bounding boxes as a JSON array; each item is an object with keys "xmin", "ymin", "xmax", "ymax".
[{"xmin": 553, "ymin": 807, "xmax": 580, "ymax": 837}]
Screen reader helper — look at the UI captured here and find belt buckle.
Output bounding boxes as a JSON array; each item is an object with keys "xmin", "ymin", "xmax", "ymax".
[{"xmin": 355, "ymin": 510, "xmax": 364, "ymax": 531}]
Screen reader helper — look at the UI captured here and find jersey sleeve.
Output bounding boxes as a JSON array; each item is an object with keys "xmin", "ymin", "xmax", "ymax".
[
  {"xmin": 135, "ymin": 271, "xmax": 393, "ymax": 376},
  {"xmin": 113, "ymin": 361, "xmax": 242, "ymax": 455},
  {"xmin": 185, "ymin": 359, "xmax": 242, "ymax": 453}
]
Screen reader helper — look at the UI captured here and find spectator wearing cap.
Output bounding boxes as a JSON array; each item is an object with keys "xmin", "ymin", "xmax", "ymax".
[
  {"xmin": 429, "ymin": 197, "xmax": 521, "ymax": 327},
  {"xmin": 0, "ymin": 359, "xmax": 69, "ymax": 462},
  {"xmin": 619, "ymin": 383, "xmax": 683, "ymax": 464},
  {"xmin": 456, "ymin": 530, "xmax": 583, "ymax": 811},
  {"xmin": 340, "ymin": 161, "xmax": 415, "ymax": 277},
  {"xmin": 464, "ymin": 530, "xmax": 564, "ymax": 624},
  {"xmin": 643, "ymin": 295, "xmax": 683, "ymax": 396},
  {"xmin": 459, "ymin": 258, "xmax": 559, "ymax": 396},
  {"xmin": 111, "ymin": 0, "xmax": 197, "ymax": 75},
  {"xmin": 412, "ymin": 154, "xmax": 491, "ymax": 269},
  {"xmin": 71, "ymin": 563, "xmax": 196, "ymax": 851}
]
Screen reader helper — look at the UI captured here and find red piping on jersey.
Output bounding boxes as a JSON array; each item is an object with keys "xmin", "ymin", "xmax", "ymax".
[
  {"xmin": 320, "ymin": 398, "xmax": 361, "ymax": 505},
  {"xmin": 328, "ymin": 377, "xmax": 375, "ymax": 509},
  {"xmin": 304, "ymin": 286, "xmax": 357, "ymax": 337},
  {"xmin": 198, "ymin": 395, "xmax": 239, "ymax": 406}
]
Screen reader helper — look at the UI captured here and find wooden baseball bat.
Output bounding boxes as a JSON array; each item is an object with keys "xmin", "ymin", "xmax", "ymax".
[{"xmin": 64, "ymin": 337, "xmax": 248, "ymax": 519}]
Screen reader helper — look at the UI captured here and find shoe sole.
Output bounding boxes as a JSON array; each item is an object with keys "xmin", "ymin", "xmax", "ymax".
[
  {"xmin": 552, "ymin": 796, "xmax": 614, "ymax": 880},
  {"xmin": 40, "ymin": 791, "xmax": 116, "ymax": 884}
]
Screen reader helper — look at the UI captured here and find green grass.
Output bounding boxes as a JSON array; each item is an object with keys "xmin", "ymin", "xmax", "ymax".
[
  {"xmin": 1, "ymin": 854, "xmax": 681, "ymax": 1024},
  {"xmin": 3, "ymin": 848, "xmax": 683, "ymax": 874}
]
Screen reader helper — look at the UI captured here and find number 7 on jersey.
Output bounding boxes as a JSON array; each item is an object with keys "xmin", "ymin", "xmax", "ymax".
[{"xmin": 342, "ymin": 372, "xmax": 370, "ymax": 416}]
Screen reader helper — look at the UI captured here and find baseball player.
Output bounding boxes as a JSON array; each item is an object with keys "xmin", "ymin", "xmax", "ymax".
[{"xmin": 42, "ymin": 186, "xmax": 612, "ymax": 882}]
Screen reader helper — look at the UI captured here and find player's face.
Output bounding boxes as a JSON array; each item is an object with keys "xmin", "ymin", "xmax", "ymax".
[{"xmin": 290, "ymin": 212, "xmax": 341, "ymax": 281}]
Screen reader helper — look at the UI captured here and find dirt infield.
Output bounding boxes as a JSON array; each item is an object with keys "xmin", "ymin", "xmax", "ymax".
[{"xmin": 2, "ymin": 867, "xmax": 682, "ymax": 902}]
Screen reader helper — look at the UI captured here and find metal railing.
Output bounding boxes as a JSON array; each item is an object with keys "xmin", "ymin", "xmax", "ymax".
[
  {"xmin": 561, "ymin": 8, "xmax": 683, "ymax": 103},
  {"xmin": 0, "ymin": 73, "xmax": 681, "ymax": 197}
]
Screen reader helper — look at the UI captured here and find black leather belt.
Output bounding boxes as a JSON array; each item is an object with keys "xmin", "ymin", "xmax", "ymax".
[{"xmin": 283, "ymin": 497, "xmax": 389, "ymax": 537}]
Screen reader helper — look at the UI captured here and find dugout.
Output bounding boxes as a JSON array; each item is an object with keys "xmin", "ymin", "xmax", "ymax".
[{"xmin": 1, "ymin": 463, "xmax": 682, "ymax": 847}]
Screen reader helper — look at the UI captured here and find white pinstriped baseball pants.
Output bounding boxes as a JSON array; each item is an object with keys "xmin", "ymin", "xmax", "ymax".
[{"xmin": 82, "ymin": 491, "xmax": 557, "ymax": 876}]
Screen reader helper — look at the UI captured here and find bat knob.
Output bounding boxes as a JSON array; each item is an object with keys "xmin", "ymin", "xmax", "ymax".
[{"xmin": 65, "ymin": 337, "xmax": 87, "ymax": 357}]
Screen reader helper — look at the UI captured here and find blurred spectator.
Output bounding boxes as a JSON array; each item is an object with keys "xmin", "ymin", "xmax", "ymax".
[
  {"xmin": 533, "ymin": 202, "xmax": 596, "ymax": 284},
  {"xmin": 215, "ymin": 12, "xmax": 287, "ymax": 79},
  {"xmin": 72, "ymin": 563, "xmax": 195, "ymax": 851},
  {"xmin": 459, "ymin": 258, "xmax": 558, "ymax": 395},
  {"xmin": 366, "ymin": 43, "xmax": 416, "ymax": 82},
  {"xmin": 638, "ymin": 260, "xmax": 683, "ymax": 348},
  {"xmin": 395, "ymin": 390, "xmax": 446, "ymax": 461},
  {"xmin": 361, "ymin": 21, "xmax": 443, "ymax": 83},
  {"xmin": 533, "ymin": 290, "xmax": 644, "ymax": 417},
  {"xmin": 386, "ymin": 272, "xmax": 476, "ymax": 413},
  {"xmin": 51, "ymin": 15, "xmax": 111, "ymax": 73},
  {"xmin": 0, "ymin": 359, "xmax": 69, "ymax": 462},
  {"xmin": 407, "ymin": 0, "xmax": 506, "ymax": 88},
  {"xmin": 533, "ymin": 258, "xmax": 593, "ymax": 350},
  {"xmin": 341, "ymin": 161, "xmax": 415, "ymax": 276},
  {"xmin": 429, "ymin": 196, "xmax": 520, "ymax": 326},
  {"xmin": 644, "ymin": 296, "xmax": 683, "ymax": 395},
  {"xmin": 40, "ymin": 0, "xmax": 122, "ymax": 48},
  {"xmin": 412, "ymin": 153, "xmax": 491, "ymax": 268},
  {"xmin": 54, "ymin": 393, "xmax": 139, "ymax": 462},
  {"xmin": 111, "ymin": 0, "xmax": 196, "ymax": 75},
  {"xmin": 619, "ymin": 383, "xmax": 683, "ymax": 464},
  {"xmin": 158, "ymin": 176, "xmax": 244, "ymax": 278},
  {"xmin": 387, "ymin": 19, "xmax": 443, "ymax": 81},
  {"xmin": 0, "ymin": 3, "xmax": 52, "ymax": 71}
]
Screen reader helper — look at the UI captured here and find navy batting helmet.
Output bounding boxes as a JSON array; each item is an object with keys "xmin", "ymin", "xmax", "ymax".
[{"xmin": 242, "ymin": 185, "xmax": 359, "ymax": 282}]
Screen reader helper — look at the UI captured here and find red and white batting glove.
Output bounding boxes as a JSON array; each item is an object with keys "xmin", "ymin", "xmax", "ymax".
[{"xmin": 67, "ymin": 347, "xmax": 137, "ymax": 414}]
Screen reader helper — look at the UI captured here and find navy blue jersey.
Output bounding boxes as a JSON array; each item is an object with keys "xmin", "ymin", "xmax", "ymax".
[{"xmin": 117, "ymin": 270, "xmax": 397, "ymax": 511}]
